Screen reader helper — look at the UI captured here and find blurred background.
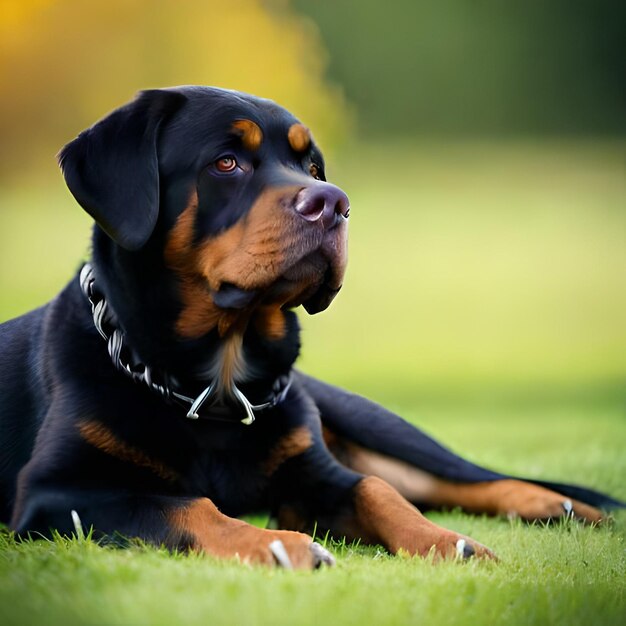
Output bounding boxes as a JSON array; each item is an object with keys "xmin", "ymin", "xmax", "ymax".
[{"xmin": 0, "ymin": 0, "xmax": 624, "ymax": 422}]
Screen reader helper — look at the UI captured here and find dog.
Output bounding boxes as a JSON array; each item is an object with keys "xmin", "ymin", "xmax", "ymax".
[{"xmin": 0, "ymin": 86, "xmax": 622, "ymax": 568}]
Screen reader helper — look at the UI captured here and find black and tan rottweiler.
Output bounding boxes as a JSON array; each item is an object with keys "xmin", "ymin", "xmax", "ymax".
[{"xmin": 0, "ymin": 87, "xmax": 622, "ymax": 568}]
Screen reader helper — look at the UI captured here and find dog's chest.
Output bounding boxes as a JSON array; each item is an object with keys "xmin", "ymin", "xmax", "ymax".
[{"xmin": 178, "ymin": 419, "xmax": 286, "ymax": 515}]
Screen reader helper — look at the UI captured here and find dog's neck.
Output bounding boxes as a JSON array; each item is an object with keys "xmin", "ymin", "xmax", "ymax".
[{"xmin": 90, "ymin": 229, "xmax": 301, "ymax": 395}]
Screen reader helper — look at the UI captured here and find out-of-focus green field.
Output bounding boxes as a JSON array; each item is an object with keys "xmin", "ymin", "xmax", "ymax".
[
  {"xmin": 2, "ymin": 140, "xmax": 624, "ymax": 402},
  {"xmin": 301, "ymin": 140, "xmax": 626, "ymax": 404}
]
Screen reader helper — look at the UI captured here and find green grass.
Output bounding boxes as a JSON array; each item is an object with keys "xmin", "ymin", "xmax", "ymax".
[
  {"xmin": 1, "ymin": 140, "xmax": 625, "ymax": 625},
  {"xmin": 0, "ymin": 519, "xmax": 624, "ymax": 626}
]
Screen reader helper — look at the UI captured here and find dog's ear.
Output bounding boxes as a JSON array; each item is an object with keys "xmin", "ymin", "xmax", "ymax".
[{"xmin": 58, "ymin": 89, "xmax": 187, "ymax": 251}]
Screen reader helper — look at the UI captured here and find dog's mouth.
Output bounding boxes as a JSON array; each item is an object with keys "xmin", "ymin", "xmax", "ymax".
[{"xmin": 211, "ymin": 223, "xmax": 348, "ymax": 315}]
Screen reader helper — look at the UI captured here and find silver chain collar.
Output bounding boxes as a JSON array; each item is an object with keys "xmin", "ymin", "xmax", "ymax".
[{"xmin": 79, "ymin": 263, "xmax": 292, "ymax": 425}]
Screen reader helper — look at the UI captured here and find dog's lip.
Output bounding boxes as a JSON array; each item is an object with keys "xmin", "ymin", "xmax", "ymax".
[
  {"xmin": 300, "ymin": 272, "xmax": 342, "ymax": 315},
  {"xmin": 211, "ymin": 283, "xmax": 259, "ymax": 309},
  {"xmin": 208, "ymin": 221, "xmax": 347, "ymax": 312},
  {"xmin": 300, "ymin": 226, "xmax": 347, "ymax": 314}
]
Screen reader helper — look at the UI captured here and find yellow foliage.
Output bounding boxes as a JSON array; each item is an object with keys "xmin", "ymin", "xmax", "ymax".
[
  {"xmin": 0, "ymin": 0, "xmax": 55, "ymax": 34},
  {"xmin": 0, "ymin": 0, "xmax": 349, "ymax": 178}
]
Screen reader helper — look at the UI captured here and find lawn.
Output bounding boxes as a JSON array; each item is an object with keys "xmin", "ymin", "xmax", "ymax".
[{"xmin": 0, "ymin": 140, "xmax": 625, "ymax": 625}]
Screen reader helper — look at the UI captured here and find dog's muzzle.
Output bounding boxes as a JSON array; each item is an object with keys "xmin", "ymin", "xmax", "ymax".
[{"xmin": 293, "ymin": 182, "xmax": 350, "ymax": 314}]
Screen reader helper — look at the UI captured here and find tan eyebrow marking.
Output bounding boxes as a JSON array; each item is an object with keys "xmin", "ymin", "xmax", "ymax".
[
  {"xmin": 287, "ymin": 123, "xmax": 311, "ymax": 152},
  {"xmin": 231, "ymin": 119, "xmax": 263, "ymax": 151}
]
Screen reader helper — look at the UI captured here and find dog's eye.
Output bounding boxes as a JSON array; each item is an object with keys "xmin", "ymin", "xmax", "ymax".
[
  {"xmin": 215, "ymin": 156, "xmax": 238, "ymax": 173},
  {"xmin": 309, "ymin": 163, "xmax": 321, "ymax": 180}
]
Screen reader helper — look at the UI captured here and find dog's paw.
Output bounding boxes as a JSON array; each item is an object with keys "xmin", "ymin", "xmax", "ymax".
[
  {"xmin": 237, "ymin": 529, "xmax": 335, "ymax": 569},
  {"xmin": 392, "ymin": 525, "xmax": 496, "ymax": 562},
  {"xmin": 425, "ymin": 531, "xmax": 497, "ymax": 562},
  {"xmin": 494, "ymin": 480, "xmax": 603, "ymax": 524},
  {"xmin": 269, "ymin": 538, "xmax": 335, "ymax": 569}
]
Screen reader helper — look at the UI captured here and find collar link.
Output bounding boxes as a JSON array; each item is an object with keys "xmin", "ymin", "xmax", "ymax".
[{"xmin": 79, "ymin": 263, "xmax": 291, "ymax": 425}]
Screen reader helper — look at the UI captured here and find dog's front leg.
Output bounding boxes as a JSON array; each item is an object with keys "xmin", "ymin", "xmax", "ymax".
[
  {"xmin": 11, "ymin": 488, "xmax": 333, "ymax": 569},
  {"xmin": 270, "ymin": 445, "xmax": 496, "ymax": 561}
]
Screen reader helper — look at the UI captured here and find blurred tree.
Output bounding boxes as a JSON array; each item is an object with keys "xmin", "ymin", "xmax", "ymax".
[
  {"xmin": 0, "ymin": 0, "xmax": 349, "ymax": 179},
  {"xmin": 292, "ymin": 0, "xmax": 626, "ymax": 137}
]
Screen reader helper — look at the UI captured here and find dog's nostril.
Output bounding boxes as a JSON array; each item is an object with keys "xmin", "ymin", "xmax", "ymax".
[
  {"xmin": 307, "ymin": 197, "xmax": 326, "ymax": 221},
  {"xmin": 294, "ymin": 184, "xmax": 350, "ymax": 227},
  {"xmin": 294, "ymin": 192, "xmax": 324, "ymax": 222},
  {"xmin": 335, "ymin": 198, "xmax": 350, "ymax": 218}
]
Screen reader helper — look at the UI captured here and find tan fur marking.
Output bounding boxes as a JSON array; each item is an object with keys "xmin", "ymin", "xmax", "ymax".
[
  {"xmin": 164, "ymin": 195, "xmax": 223, "ymax": 338},
  {"xmin": 216, "ymin": 309, "xmax": 240, "ymax": 338},
  {"xmin": 78, "ymin": 420, "xmax": 178, "ymax": 482},
  {"xmin": 263, "ymin": 427, "xmax": 313, "ymax": 475},
  {"xmin": 193, "ymin": 185, "xmax": 303, "ymax": 294},
  {"xmin": 352, "ymin": 476, "xmax": 493, "ymax": 559},
  {"xmin": 426, "ymin": 479, "xmax": 603, "ymax": 523},
  {"xmin": 322, "ymin": 425, "xmax": 339, "ymax": 449},
  {"xmin": 254, "ymin": 306, "xmax": 287, "ymax": 340},
  {"xmin": 335, "ymin": 442, "xmax": 602, "ymax": 523},
  {"xmin": 168, "ymin": 498, "xmax": 316, "ymax": 567},
  {"xmin": 195, "ymin": 221, "xmax": 248, "ymax": 292},
  {"xmin": 211, "ymin": 332, "xmax": 247, "ymax": 396},
  {"xmin": 232, "ymin": 119, "xmax": 263, "ymax": 151},
  {"xmin": 169, "ymin": 498, "xmax": 246, "ymax": 556},
  {"xmin": 165, "ymin": 192, "xmax": 197, "ymax": 258},
  {"xmin": 287, "ymin": 123, "xmax": 311, "ymax": 152},
  {"xmin": 343, "ymin": 444, "xmax": 439, "ymax": 503}
]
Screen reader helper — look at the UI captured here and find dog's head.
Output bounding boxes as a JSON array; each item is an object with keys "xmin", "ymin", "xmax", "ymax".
[{"xmin": 59, "ymin": 87, "xmax": 349, "ymax": 341}]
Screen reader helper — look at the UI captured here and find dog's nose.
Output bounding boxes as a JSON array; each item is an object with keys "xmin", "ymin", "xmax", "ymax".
[{"xmin": 293, "ymin": 183, "xmax": 350, "ymax": 229}]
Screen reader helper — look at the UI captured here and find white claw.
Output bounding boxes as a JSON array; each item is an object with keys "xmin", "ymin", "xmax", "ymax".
[
  {"xmin": 562, "ymin": 499, "xmax": 574, "ymax": 517},
  {"xmin": 456, "ymin": 538, "xmax": 467, "ymax": 557},
  {"xmin": 269, "ymin": 540, "xmax": 293, "ymax": 569},
  {"xmin": 310, "ymin": 542, "xmax": 336, "ymax": 567}
]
